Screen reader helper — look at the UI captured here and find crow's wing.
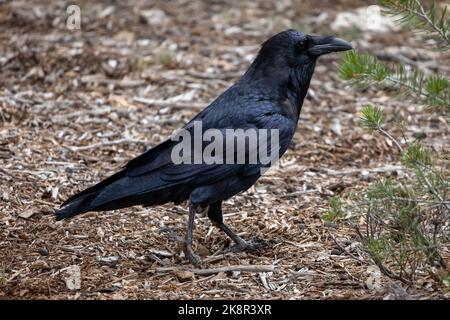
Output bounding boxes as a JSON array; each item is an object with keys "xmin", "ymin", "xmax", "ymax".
[
  {"xmin": 62, "ymin": 87, "xmax": 296, "ymax": 211},
  {"xmin": 125, "ymin": 103, "xmax": 296, "ymax": 184}
]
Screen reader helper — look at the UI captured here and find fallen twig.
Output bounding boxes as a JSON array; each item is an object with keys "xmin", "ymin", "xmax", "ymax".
[
  {"xmin": 323, "ymin": 165, "xmax": 403, "ymax": 176},
  {"xmin": 53, "ymin": 107, "xmax": 112, "ymax": 121},
  {"xmin": 81, "ymin": 75, "xmax": 145, "ymax": 87},
  {"xmin": 65, "ymin": 138, "xmax": 149, "ymax": 152},
  {"xmin": 329, "ymin": 233, "xmax": 367, "ymax": 265},
  {"xmin": 156, "ymin": 264, "xmax": 277, "ymax": 275},
  {"xmin": 281, "ymin": 189, "xmax": 320, "ymax": 198},
  {"xmin": 357, "ymin": 197, "xmax": 450, "ymax": 205},
  {"xmin": 133, "ymin": 97, "xmax": 205, "ymax": 109},
  {"xmin": 186, "ymin": 70, "xmax": 241, "ymax": 80}
]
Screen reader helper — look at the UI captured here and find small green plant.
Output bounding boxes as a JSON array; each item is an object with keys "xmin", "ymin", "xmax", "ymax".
[
  {"xmin": 132, "ymin": 53, "xmax": 151, "ymax": 73},
  {"xmin": 322, "ymin": 195, "xmax": 344, "ymax": 222},
  {"xmin": 443, "ymin": 273, "xmax": 450, "ymax": 292},
  {"xmin": 334, "ymin": 0, "xmax": 449, "ymax": 286},
  {"xmin": 0, "ymin": 268, "xmax": 5, "ymax": 285},
  {"xmin": 158, "ymin": 50, "xmax": 177, "ymax": 69}
]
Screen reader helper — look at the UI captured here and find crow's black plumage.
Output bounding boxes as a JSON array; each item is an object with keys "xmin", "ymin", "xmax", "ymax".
[{"xmin": 56, "ymin": 30, "xmax": 352, "ymax": 265}]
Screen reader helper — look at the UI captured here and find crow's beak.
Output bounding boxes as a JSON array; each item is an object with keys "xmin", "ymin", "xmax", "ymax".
[{"xmin": 308, "ymin": 35, "xmax": 353, "ymax": 56}]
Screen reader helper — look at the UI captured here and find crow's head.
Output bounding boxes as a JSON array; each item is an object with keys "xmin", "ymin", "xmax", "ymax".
[
  {"xmin": 257, "ymin": 29, "xmax": 352, "ymax": 68},
  {"xmin": 243, "ymin": 29, "xmax": 352, "ymax": 108}
]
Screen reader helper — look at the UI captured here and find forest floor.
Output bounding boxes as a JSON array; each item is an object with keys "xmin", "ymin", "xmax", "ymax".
[{"xmin": 0, "ymin": 0, "xmax": 448, "ymax": 299}]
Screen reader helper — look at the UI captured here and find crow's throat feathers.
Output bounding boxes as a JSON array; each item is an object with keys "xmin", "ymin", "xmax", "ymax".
[{"xmin": 286, "ymin": 61, "xmax": 316, "ymax": 117}]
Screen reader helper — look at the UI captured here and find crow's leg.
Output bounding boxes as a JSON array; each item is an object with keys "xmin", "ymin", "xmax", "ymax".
[
  {"xmin": 184, "ymin": 198, "xmax": 205, "ymax": 266},
  {"xmin": 207, "ymin": 201, "xmax": 267, "ymax": 252}
]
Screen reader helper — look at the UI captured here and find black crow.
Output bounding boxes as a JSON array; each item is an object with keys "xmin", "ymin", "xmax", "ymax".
[{"xmin": 56, "ymin": 29, "xmax": 352, "ymax": 265}]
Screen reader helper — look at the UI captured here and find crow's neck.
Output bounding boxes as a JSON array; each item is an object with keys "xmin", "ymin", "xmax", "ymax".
[
  {"xmin": 286, "ymin": 62, "xmax": 316, "ymax": 118},
  {"xmin": 241, "ymin": 61, "xmax": 316, "ymax": 120}
]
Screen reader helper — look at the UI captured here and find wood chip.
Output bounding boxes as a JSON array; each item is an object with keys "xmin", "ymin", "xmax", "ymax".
[
  {"xmin": 64, "ymin": 265, "xmax": 81, "ymax": 291},
  {"xmin": 174, "ymin": 270, "xmax": 195, "ymax": 282},
  {"xmin": 18, "ymin": 208, "xmax": 35, "ymax": 219}
]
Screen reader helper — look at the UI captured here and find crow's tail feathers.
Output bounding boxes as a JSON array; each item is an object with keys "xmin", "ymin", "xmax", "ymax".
[
  {"xmin": 54, "ymin": 170, "xmax": 181, "ymax": 220},
  {"xmin": 55, "ymin": 169, "xmax": 127, "ymax": 220},
  {"xmin": 55, "ymin": 193, "xmax": 97, "ymax": 220}
]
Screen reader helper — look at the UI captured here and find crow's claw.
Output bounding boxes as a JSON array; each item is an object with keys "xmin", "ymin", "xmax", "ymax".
[
  {"xmin": 184, "ymin": 246, "xmax": 202, "ymax": 267},
  {"xmin": 230, "ymin": 237, "xmax": 275, "ymax": 253}
]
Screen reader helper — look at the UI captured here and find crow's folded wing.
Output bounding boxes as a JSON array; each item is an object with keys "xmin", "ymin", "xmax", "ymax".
[
  {"xmin": 63, "ymin": 102, "xmax": 296, "ymax": 209},
  {"xmin": 124, "ymin": 106, "xmax": 296, "ymax": 184}
]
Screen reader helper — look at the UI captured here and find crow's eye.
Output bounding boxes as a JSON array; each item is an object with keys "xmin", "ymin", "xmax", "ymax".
[{"xmin": 297, "ymin": 39, "xmax": 307, "ymax": 50}]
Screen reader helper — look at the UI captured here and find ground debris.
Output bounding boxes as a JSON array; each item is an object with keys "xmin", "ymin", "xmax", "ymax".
[
  {"xmin": 174, "ymin": 270, "xmax": 195, "ymax": 282},
  {"xmin": 18, "ymin": 208, "xmax": 35, "ymax": 219},
  {"xmin": 64, "ymin": 265, "xmax": 81, "ymax": 291},
  {"xmin": 0, "ymin": 0, "xmax": 448, "ymax": 300}
]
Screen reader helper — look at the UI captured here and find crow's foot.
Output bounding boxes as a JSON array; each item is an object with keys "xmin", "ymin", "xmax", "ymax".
[
  {"xmin": 184, "ymin": 245, "xmax": 202, "ymax": 267},
  {"xmin": 230, "ymin": 237, "xmax": 275, "ymax": 253}
]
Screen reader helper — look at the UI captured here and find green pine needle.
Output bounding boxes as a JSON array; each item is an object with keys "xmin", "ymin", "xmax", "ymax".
[
  {"xmin": 340, "ymin": 51, "xmax": 390, "ymax": 85},
  {"xmin": 378, "ymin": 0, "xmax": 450, "ymax": 49},
  {"xmin": 361, "ymin": 104, "xmax": 383, "ymax": 130},
  {"xmin": 340, "ymin": 51, "xmax": 450, "ymax": 111},
  {"xmin": 401, "ymin": 143, "xmax": 433, "ymax": 167}
]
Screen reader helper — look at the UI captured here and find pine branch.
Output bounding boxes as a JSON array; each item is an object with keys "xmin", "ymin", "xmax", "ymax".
[
  {"xmin": 378, "ymin": 126, "xmax": 404, "ymax": 152},
  {"xmin": 340, "ymin": 51, "xmax": 450, "ymax": 110},
  {"xmin": 360, "ymin": 105, "xmax": 450, "ymax": 211},
  {"xmin": 413, "ymin": 0, "xmax": 449, "ymax": 46},
  {"xmin": 358, "ymin": 197, "xmax": 450, "ymax": 205},
  {"xmin": 336, "ymin": 0, "xmax": 450, "ymax": 286},
  {"xmin": 360, "ymin": 105, "xmax": 405, "ymax": 151},
  {"xmin": 379, "ymin": 0, "xmax": 450, "ymax": 49}
]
